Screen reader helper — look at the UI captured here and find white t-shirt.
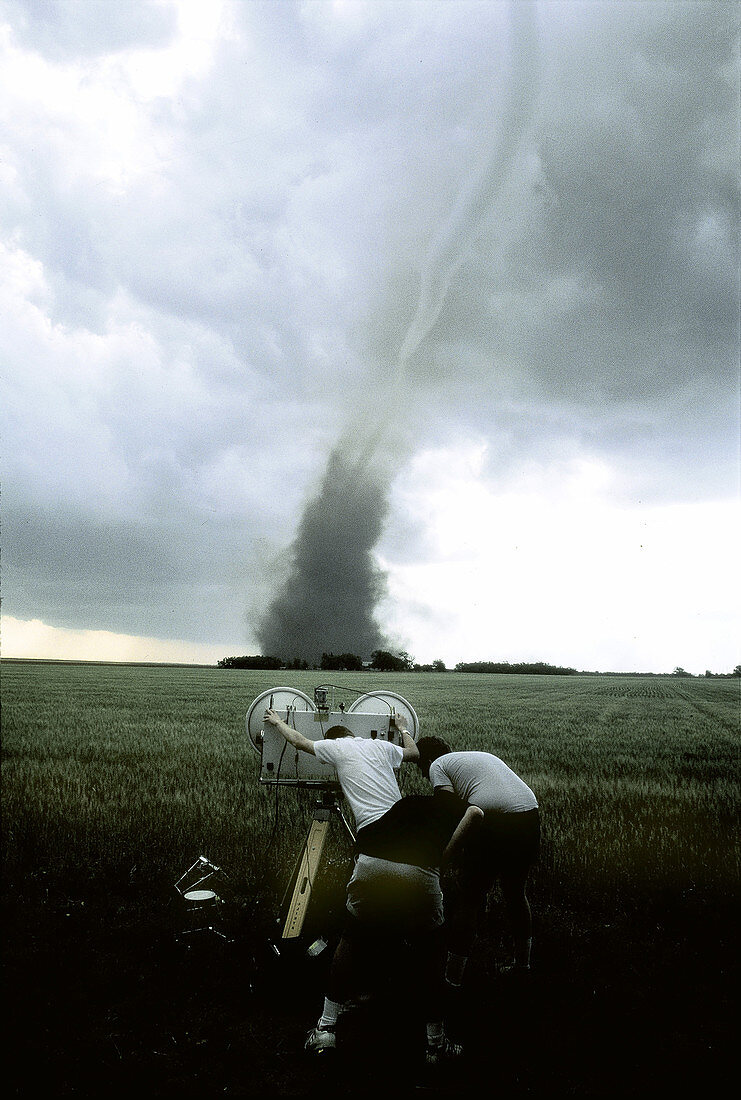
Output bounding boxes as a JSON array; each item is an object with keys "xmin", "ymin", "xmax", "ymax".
[
  {"xmin": 313, "ymin": 737, "xmax": 404, "ymax": 830},
  {"xmin": 428, "ymin": 751, "xmax": 538, "ymax": 814}
]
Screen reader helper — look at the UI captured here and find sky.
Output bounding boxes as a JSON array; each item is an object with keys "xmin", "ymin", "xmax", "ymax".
[{"xmin": 1, "ymin": 0, "xmax": 738, "ymax": 675}]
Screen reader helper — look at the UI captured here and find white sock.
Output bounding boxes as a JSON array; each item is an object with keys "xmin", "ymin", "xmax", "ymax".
[
  {"xmin": 426, "ymin": 1022, "xmax": 444, "ymax": 1047},
  {"xmin": 318, "ymin": 997, "xmax": 344, "ymax": 1030},
  {"xmin": 445, "ymin": 952, "xmax": 467, "ymax": 987},
  {"xmin": 515, "ymin": 938, "xmax": 533, "ymax": 968}
]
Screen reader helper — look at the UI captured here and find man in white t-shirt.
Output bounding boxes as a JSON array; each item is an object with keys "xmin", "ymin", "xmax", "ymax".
[
  {"xmin": 264, "ymin": 708, "xmax": 460, "ymax": 1058},
  {"xmin": 416, "ymin": 737, "xmax": 540, "ymax": 986},
  {"xmin": 312, "ymin": 729, "xmax": 410, "ymax": 831}
]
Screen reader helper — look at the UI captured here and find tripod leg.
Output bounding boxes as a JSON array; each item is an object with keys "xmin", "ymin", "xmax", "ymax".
[{"xmin": 282, "ymin": 817, "xmax": 329, "ymax": 939}]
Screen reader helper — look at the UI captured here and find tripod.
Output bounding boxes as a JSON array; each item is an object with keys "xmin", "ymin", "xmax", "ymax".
[{"xmin": 281, "ymin": 789, "xmax": 356, "ymax": 940}]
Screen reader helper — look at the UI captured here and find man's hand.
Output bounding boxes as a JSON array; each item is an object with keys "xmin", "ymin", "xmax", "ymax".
[
  {"xmin": 390, "ymin": 712, "xmax": 419, "ymax": 763},
  {"xmin": 263, "ymin": 708, "xmax": 281, "ymax": 726}
]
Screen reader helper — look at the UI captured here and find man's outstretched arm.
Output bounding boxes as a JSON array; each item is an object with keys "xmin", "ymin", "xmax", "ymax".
[{"xmin": 263, "ymin": 708, "xmax": 317, "ymax": 755}]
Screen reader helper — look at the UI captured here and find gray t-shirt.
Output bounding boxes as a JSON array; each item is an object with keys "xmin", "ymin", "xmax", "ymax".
[{"xmin": 428, "ymin": 751, "xmax": 538, "ymax": 814}]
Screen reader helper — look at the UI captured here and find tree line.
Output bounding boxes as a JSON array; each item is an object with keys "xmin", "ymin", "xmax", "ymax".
[
  {"xmin": 217, "ymin": 652, "xmax": 572, "ymax": 674},
  {"xmin": 218, "ymin": 653, "xmax": 741, "ymax": 676},
  {"xmin": 453, "ymin": 660, "xmax": 577, "ymax": 675},
  {"xmin": 217, "ymin": 650, "xmax": 421, "ymax": 672}
]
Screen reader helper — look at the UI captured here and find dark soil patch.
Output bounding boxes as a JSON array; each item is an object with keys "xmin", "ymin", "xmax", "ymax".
[{"xmin": 2, "ymin": 885, "xmax": 736, "ymax": 1097}]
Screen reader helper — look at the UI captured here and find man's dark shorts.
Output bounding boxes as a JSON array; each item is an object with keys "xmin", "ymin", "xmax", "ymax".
[{"xmin": 456, "ymin": 807, "xmax": 540, "ymax": 890}]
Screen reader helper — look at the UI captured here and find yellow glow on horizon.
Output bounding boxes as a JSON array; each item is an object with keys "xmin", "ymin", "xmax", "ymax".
[{"xmin": 1, "ymin": 616, "xmax": 231, "ymax": 665}]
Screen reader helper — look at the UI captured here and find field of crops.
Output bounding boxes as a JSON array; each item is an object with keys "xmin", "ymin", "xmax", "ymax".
[{"xmin": 2, "ymin": 660, "xmax": 738, "ymax": 1097}]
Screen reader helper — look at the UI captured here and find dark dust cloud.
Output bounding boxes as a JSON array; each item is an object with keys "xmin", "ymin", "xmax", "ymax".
[{"xmin": 256, "ymin": 444, "xmax": 392, "ymax": 663}]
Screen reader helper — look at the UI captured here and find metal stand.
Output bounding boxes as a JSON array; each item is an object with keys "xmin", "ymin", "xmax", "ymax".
[
  {"xmin": 174, "ymin": 856, "xmax": 232, "ymax": 944},
  {"xmin": 281, "ymin": 791, "xmax": 355, "ymax": 940}
]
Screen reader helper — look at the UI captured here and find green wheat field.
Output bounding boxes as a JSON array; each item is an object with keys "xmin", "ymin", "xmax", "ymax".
[{"xmin": 2, "ymin": 660, "xmax": 739, "ymax": 1097}]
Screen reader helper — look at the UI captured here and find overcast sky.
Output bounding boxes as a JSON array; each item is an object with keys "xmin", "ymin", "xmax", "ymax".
[{"xmin": 1, "ymin": 0, "xmax": 738, "ymax": 674}]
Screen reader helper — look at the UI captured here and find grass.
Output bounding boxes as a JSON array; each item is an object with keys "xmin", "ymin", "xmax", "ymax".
[{"xmin": 1, "ymin": 661, "xmax": 739, "ymax": 1096}]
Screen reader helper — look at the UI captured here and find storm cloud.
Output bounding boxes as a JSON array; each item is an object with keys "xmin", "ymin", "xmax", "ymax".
[
  {"xmin": 256, "ymin": 3, "xmax": 542, "ymax": 662},
  {"xmin": 1, "ymin": 1, "xmax": 737, "ymax": 671}
]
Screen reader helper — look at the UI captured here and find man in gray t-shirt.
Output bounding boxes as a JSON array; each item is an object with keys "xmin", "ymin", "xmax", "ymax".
[
  {"xmin": 417, "ymin": 738, "xmax": 540, "ymax": 985},
  {"xmin": 429, "ymin": 750, "xmax": 538, "ymax": 815}
]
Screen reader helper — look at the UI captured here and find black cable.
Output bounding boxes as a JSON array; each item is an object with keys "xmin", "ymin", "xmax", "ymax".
[{"xmin": 260, "ymin": 709, "xmax": 292, "ymax": 890}]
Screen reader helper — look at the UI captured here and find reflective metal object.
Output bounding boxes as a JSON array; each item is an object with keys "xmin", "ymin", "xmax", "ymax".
[{"xmin": 174, "ymin": 857, "xmax": 231, "ymax": 944}]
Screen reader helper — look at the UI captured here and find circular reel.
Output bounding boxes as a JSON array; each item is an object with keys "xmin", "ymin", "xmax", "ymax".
[
  {"xmin": 245, "ymin": 687, "xmax": 316, "ymax": 754},
  {"xmin": 347, "ymin": 690, "xmax": 420, "ymax": 741}
]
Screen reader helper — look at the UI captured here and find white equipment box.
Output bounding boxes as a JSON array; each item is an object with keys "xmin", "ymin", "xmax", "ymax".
[{"xmin": 246, "ymin": 687, "xmax": 419, "ymax": 787}]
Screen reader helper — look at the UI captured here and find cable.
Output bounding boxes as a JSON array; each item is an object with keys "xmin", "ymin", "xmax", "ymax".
[
  {"xmin": 260, "ymin": 702, "xmax": 294, "ymax": 871},
  {"xmin": 260, "ymin": 736, "xmax": 289, "ymax": 870},
  {"xmin": 273, "ymin": 707, "xmax": 321, "ymax": 914}
]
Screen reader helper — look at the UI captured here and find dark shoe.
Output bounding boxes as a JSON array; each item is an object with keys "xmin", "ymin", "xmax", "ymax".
[{"xmin": 425, "ymin": 1035, "xmax": 462, "ymax": 1066}]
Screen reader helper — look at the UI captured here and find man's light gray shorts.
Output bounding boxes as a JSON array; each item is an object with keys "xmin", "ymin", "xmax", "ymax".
[{"xmin": 345, "ymin": 854, "xmax": 444, "ymax": 931}]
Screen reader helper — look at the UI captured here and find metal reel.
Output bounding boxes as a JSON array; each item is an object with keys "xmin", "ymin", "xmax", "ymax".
[
  {"xmin": 346, "ymin": 690, "xmax": 420, "ymax": 741},
  {"xmin": 245, "ymin": 687, "xmax": 316, "ymax": 753}
]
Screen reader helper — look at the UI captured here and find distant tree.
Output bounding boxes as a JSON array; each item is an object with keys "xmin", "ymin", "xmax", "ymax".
[
  {"xmin": 218, "ymin": 655, "xmax": 283, "ymax": 670},
  {"xmin": 370, "ymin": 649, "xmax": 411, "ymax": 672},
  {"xmin": 370, "ymin": 650, "xmax": 397, "ymax": 671},
  {"xmin": 454, "ymin": 660, "xmax": 576, "ymax": 675},
  {"xmin": 285, "ymin": 657, "xmax": 309, "ymax": 670},
  {"xmin": 432, "ymin": 658, "xmax": 447, "ymax": 672},
  {"xmin": 672, "ymin": 666, "xmax": 692, "ymax": 677},
  {"xmin": 734, "ymin": 665, "xmax": 741, "ymax": 678},
  {"xmin": 321, "ymin": 652, "xmax": 363, "ymax": 671}
]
